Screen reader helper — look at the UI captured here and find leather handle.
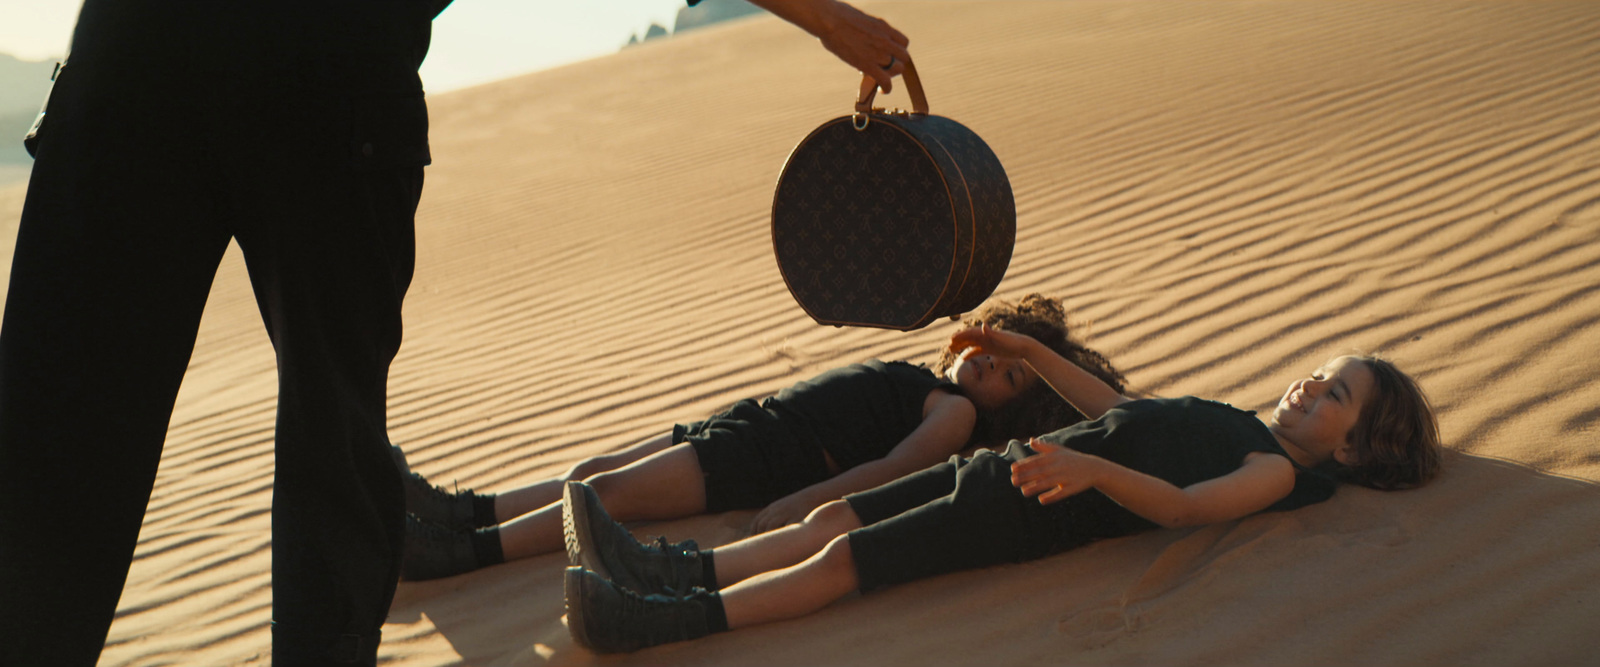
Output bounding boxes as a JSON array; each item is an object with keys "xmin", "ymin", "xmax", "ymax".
[{"xmin": 855, "ymin": 54, "xmax": 929, "ymax": 115}]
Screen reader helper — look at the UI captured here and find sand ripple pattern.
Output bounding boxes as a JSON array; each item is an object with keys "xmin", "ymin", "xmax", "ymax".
[{"xmin": 0, "ymin": 2, "xmax": 1588, "ymax": 665}]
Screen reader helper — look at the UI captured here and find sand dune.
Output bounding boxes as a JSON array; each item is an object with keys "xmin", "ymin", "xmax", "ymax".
[{"xmin": 3, "ymin": 1, "xmax": 1599, "ymax": 664}]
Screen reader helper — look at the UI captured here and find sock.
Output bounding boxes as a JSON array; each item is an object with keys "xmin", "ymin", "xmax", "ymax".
[
  {"xmin": 470, "ymin": 526, "xmax": 505, "ymax": 567},
  {"xmin": 700, "ymin": 548, "xmax": 719, "ymax": 590},
  {"xmin": 471, "ymin": 493, "xmax": 499, "ymax": 528},
  {"xmin": 699, "ymin": 591, "xmax": 729, "ymax": 634}
]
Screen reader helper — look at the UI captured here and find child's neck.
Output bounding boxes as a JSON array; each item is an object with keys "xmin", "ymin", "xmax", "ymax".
[{"xmin": 1269, "ymin": 428, "xmax": 1324, "ymax": 469}]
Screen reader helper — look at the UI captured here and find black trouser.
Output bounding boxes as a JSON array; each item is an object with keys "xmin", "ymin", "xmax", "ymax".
[
  {"xmin": 844, "ymin": 441, "xmax": 1122, "ymax": 591},
  {"xmin": 0, "ymin": 60, "xmax": 425, "ymax": 666}
]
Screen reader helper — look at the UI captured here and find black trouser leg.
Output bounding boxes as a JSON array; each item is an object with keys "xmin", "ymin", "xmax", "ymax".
[
  {"xmin": 221, "ymin": 96, "xmax": 422, "ymax": 665},
  {"xmin": 0, "ymin": 73, "xmax": 230, "ymax": 666},
  {"xmin": 1, "ymin": 75, "xmax": 423, "ymax": 664}
]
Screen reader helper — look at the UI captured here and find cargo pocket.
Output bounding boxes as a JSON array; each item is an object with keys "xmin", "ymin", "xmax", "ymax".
[{"xmin": 348, "ymin": 93, "xmax": 431, "ymax": 172}]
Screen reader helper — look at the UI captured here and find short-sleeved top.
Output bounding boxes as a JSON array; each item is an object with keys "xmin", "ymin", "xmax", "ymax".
[
  {"xmin": 764, "ymin": 360, "xmax": 958, "ymax": 471},
  {"xmin": 1035, "ymin": 396, "xmax": 1339, "ymax": 537}
]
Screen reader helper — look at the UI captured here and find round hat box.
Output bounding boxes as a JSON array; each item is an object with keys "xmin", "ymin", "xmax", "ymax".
[{"xmin": 771, "ymin": 59, "xmax": 1015, "ymax": 331}]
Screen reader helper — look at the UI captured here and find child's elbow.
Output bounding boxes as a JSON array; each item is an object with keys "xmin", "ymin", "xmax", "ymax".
[
  {"xmin": 1155, "ymin": 511, "xmax": 1195, "ymax": 529},
  {"xmin": 1157, "ymin": 501, "xmax": 1215, "ymax": 528}
]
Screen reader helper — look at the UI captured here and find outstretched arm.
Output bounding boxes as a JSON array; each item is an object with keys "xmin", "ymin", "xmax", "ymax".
[
  {"xmin": 750, "ymin": 391, "xmax": 975, "ymax": 532},
  {"xmin": 950, "ymin": 324, "xmax": 1130, "ymax": 420},
  {"xmin": 1011, "ymin": 439, "xmax": 1296, "ymax": 528},
  {"xmin": 746, "ymin": 0, "xmax": 912, "ymax": 92}
]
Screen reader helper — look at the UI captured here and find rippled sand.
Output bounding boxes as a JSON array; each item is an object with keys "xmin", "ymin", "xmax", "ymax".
[{"xmin": 3, "ymin": 1, "xmax": 1597, "ymax": 664}]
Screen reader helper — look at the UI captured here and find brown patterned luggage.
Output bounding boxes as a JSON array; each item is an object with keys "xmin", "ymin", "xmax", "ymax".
[{"xmin": 771, "ymin": 58, "xmax": 1015, "ymax": 331}]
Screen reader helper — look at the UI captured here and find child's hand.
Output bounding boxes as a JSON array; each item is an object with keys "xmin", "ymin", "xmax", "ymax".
[
  {"xmin": 1011, "ymin": 438, "xmax": 1104, "ymax": 504},
  {"xmin": 949, "ymin": 323, "xmax": 1036, "ymax": 359},
  {"xmin": 751, "ymin": 492, "xmax": 819, "ymax": 533}
]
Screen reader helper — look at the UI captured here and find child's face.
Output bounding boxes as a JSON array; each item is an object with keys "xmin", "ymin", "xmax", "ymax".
[
  {"xmin": 1269, "ymin": 356, "xmax": 1376, "ymax": 463},
  {"xmin": 946, "ymin": 347, "xmax": 1037, "ymax": 411}
]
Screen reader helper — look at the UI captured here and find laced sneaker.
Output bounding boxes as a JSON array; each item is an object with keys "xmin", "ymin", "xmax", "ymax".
[
  {"xmin": 564, "ymin": 567, "xmax": 712, "ymax": 653},
  {"xmin": 398, "ymin": 464, "xmax": 494, "ymax": 532},
  {"xmin": 399, "ymin": 513, "xmax": 479, "ymax": 581},
  {"xmin": 562, "ymin": 480, "xmax": 706, "ymax": 596}
]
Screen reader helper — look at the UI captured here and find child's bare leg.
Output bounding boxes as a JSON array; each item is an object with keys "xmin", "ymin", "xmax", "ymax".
[
  {"xmin": 498, "ymin": 443, "xmax": 708, "ymax": 560},
  {"xmin": 719, "ymin": 534, "xmax": 860, "ymax": 629},
  {"xmin": 491, "ymin": 432, "xmax": 675, "ymax": 522},
  {"xmin": 710, "ymin": 500, "xmax": 863, "ymax": 587}
]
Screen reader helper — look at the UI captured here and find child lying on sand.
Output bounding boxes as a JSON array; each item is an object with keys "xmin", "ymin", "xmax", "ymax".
[
  {"xmin": 397, "ymin": 295, "xmax": 1126, "ymax": 580},
  {"xmin": 560, "ymin": 324, "xmax": 1442, "ymax": 653}
]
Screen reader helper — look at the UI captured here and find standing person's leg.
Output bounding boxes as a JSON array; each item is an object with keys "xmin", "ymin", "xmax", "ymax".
[
  {"xmin": 225, "ymin": 94, "xmax": 428, "ymax": 664},
  {"xmin": 0, "ymin": 71, "xmax": 230, "ymax": 665}
]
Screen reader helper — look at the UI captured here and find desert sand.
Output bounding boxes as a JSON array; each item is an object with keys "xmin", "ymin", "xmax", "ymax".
[{"xmin": 2, "ymin": 1, "xmax": 1598, "ymax": 665}]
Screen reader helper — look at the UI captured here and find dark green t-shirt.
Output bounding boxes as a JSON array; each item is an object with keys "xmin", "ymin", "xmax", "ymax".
[
  {"xmin": 767, "ymin": 360, "xmax": 957, "ymax": 471},
  {"xmin": 1034, "ymin": 396, "xmax": 1339, "ymax": 537}
]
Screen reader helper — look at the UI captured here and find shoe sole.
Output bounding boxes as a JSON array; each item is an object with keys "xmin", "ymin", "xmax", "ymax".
[
  {"xmin": 562, "ymin": 481, "xmax": 612, "ymax": 580},
  {"xmin": 563, "ymin": 567, "xmax": 595, "ymax": 650}
]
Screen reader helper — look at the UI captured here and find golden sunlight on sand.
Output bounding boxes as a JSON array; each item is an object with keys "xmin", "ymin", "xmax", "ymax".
[{"xmin": 2, "ymin": 1, "xmax": 1596, "ymax": 664}]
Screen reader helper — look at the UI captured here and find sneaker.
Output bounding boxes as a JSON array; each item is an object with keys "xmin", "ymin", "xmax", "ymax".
[
  {"xmin": 564, "ymin": 567, "xmax": 712, "ymax": 653},
  {"xmin": 398, "ymin": 463, "xmax": 494, "ymax": 532},
  {"xmin": 562, "ymin": 480, "xmax": 706, "ymax": 595},
  {"xmin": 399, "ymin": 513, "xmax": 479, "ymax": 581}
]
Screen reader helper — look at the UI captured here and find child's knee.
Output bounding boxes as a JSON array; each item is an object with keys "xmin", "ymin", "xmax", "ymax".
[
  {"xmin": 817, "ymin": 534, "xmax": 860, "ymax": 584},
  {"xmin": 563, "ymin": 456, "xmax": 610, "ymax": 481},
  {"xmin": 805, "ymin": 500, "xmax": 863, "ymax": 533},
  {"xmin": 584, "ymin": 471, "xmax": 633, "ymax": 510}
]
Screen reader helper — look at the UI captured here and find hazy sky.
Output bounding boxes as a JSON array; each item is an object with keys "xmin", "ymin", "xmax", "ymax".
[{"xmin": 0, "ymin": 0, "xmax": 693, "ymax": 92}]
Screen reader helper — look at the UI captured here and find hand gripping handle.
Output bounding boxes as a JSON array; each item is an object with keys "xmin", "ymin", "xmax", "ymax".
[{"xmin": 854, "ymin": 54, "xmax": 929, "ymax": 116}]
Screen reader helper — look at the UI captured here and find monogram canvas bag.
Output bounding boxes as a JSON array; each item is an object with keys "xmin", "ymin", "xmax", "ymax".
[{"xmin": 771, "ymin": 57, "xmax": 1015, "ymax": 330}]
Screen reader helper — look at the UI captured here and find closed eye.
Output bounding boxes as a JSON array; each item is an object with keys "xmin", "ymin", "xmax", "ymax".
[{"xmin": 1333, "ymin": 378, "xmax": 1351, "ymax": 403}]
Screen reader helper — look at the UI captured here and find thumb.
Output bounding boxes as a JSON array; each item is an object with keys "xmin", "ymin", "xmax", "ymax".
[
  {"xmin": 1028, "ymin": 437, "xmax": 1063, "ymax": 453},
  {"xmin": 873, "ymin": 71, "xmax": 893, "ymax": 95}
]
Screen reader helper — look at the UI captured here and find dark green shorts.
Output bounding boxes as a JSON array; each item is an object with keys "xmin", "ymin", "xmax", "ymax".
[
  {"xmin": 675, "ymin": 398, "xmax": 832, "ymax": 513},
  {"xmin": 844, "ymin": 441, "xmax": 1116, "ymax": 591}
]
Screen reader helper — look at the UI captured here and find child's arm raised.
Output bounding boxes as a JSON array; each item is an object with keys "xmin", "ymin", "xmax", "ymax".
[
  {"xmin": 749, "ymin": 391, "xmax": 976, "ymax": 532},
  {"xmin": 1011, "ymin": 439, "xmax": 1296, "ymax": 528},
  {"xmin": 950, "ymin": 324, "xmax": 1129, "ymax": 420}
]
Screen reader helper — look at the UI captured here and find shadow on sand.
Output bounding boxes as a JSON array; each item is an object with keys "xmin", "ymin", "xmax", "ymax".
[{"xmin": 394, "ymin": 453, "xmax": 1600, "ymax": 666}]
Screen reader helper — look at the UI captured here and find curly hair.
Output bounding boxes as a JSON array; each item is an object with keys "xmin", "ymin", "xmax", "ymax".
[
  {"xmin": 1327, "ymin": 355, "xmax": 1443, "ymax": 490},
  {"xmin": 932, "ymin": 294, "xmax": 1127, "ymax": 447}
]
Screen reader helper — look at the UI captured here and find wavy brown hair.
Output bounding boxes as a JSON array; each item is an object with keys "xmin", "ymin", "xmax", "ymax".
[
  {"xmin": 933, "ymin": 294, "xmax": 1127, "ymax": 447},
  {"xmin": 1330, "ymin": 355, "xmax": 1443, "ymax": 490}
]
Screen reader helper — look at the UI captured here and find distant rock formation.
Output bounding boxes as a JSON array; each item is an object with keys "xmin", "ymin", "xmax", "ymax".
[
  {"xmin": 624, "ymin": 0, "xmax": 766, "ymax": 48},
  {"xmin": 673, "ymin": 0, "xmax": 765, "ymax": 34}
]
